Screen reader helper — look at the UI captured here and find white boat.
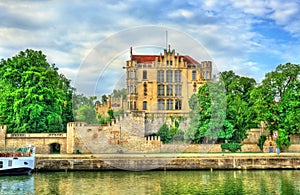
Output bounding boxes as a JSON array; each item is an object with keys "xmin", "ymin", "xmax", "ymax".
[{"xmin": 0, "ymin": 145, "xmax": 35, "ymax": 176}]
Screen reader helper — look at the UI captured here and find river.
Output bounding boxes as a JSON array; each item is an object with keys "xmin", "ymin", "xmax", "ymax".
[{"xmin": 1, "ymin": 170, "xmax": 300, "ymax": 194}]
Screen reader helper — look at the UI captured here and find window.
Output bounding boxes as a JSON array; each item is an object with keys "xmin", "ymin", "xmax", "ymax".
[
  {"xmin": 158, "ymin": 85, "xmax": 165, "ymax": 96},
  {"xmin": 8, "ymin": 160, "xmax": 12, "ymax": 167},
  {"xmin": 170, "ymin": 60, "xmax": 173, "ymax": 66},
  {"xmin": 143, "ymin": 101, "xmax": 147, "ymax": 110},
  {"xmin": 143, "ymin": 70, "xmax": 147, "ymax": 80},
  {"xmin": 143, "ymin": 82, "xmax": 147, "ymax": 96},
  {"xmin": 129, "ymin": 85, "xmax": 136, "ymax": 94},
  {"xmin": 192, "ymin": 70, "xmax": 196, "ymax": 80},
  {"xmin": 166, "ymin": 70, "xmax": 173, "ymax": 82},
  {"xmin": 175, "ymin": 100, "xmax": 182, "ymax": 110},
  {"xmin": 167, "ymin": 85, "xmax": 173, "ymax": 96},
  {"xmin": 175, "ymin": 85, "xmax": 182, "ymax": 96},
  {"xmin": 158, "ymin": 99, "xmax": 165, "ymax": 110},
  {"xmin": 133, "ymin": 102, "xmax": 136, "ymax": 110},
  {"xmin": 157, "ymin": 70, "xmax": 164, "ymax": 82},
  {"xmin": 175, "ymin": 70, "xmax": 181, "ymax": 82},
  {"xmin": 167, "ymin": 99, "xmax": 173, "ymax": 110},
  {"xmin": 130, "ymin": 71, "xmax": 136, "ymax": 79},
  {"xmin": 0, "ymin": 161, "xmax": 2, "ymax": 168}
]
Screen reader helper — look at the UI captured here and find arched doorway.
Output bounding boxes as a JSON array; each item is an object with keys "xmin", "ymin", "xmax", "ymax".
[{"xmin": 50, "ymin": 143, "xmax": 61, "ymax": 154}]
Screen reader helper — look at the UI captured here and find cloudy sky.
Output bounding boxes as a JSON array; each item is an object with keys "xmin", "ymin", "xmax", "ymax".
[{"xmin": 1, "ymin": 0, "xmax": 299, "ymax": 96}]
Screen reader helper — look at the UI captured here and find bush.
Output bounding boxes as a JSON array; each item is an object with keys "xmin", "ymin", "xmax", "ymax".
[
  {"xmin": 221, "ymin": 143, "xmax": 242, "ymax": 152},
  {"xmin": 257, "ymin": 135, "xmax": 267, "ymax": 152}
]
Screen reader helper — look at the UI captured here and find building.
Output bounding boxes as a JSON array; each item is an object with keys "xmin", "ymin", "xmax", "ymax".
[{"xmin": 126, "ymin": 46, "xmax": 212, "ymax": 115}]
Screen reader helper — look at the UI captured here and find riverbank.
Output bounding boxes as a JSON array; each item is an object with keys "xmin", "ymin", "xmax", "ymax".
[{"xmin": 35, "ymin": 153, "xmax": 300, "ymax": 171}]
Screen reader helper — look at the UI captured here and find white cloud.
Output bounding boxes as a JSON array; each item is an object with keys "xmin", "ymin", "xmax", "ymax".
[
  {"xmin": 0, "ymin": 0, "xmax": 299, "ymax": 96},
  {"xmin": 168, "ymin": 9, "xmax": 194, "ymax": 18}
]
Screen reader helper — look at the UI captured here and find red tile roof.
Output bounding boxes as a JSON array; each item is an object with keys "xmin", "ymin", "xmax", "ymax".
[
  {"xmin": 131, "ymin": 55, "xmax": 158, "ymax": 63},
  {"xmin": 131, "ymin": 55, "xmax": 200, "ymax": 65}
]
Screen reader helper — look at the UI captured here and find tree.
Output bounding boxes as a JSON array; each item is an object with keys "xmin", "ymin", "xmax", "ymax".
[
  {"xmin": 101, "ymin": 95, "xmax": 108, "ymax": 104},
  {"xmin": 220, "ymin": 71, "xmax": 257, "ymax": 143},
  {"xmin": 0, "ymin": 49, "xmax": 74, "ymax": 133},
  {"xmin": 156, "ymin": 117, "xmax": 184, "ymax": 144},
  {"xmin": 73, "ymin": 94, "xmax": 98, "ymax": 124},
  {"xmin": 157, "ymin": 123, "xmax": 171, "ymax": 144},
  {"xmin": 111, "ymin": 89, "xmax": 127, "ymax": 99},
  {"xmin": 185, "ymin": 82, "xmax": 228, "ymax": 143},
  {"xmin": 186, "ymin": 71, "xmax": 257, "ymax": 144},
  {"xmin": 251, "ymin": 63, "xmax": 300, "ymax": 148}
]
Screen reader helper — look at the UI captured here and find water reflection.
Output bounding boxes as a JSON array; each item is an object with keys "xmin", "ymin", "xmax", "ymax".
[
  {"xmin": 2, "ymin": 170, "xmax": 300, "ymax": 194},
  {"xmin": 0, "ymin": 175, "xmax": 34, "ymax": 194}
]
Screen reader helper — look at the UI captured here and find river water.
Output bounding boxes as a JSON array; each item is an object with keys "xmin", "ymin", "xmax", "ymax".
[{"xmin": 1, "ymin": 170, "xmax": 300, "ymax": 194}]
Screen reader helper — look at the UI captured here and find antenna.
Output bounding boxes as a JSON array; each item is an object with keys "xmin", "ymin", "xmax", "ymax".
[{"xmin": 165, "ymin": 30, "xmax": 168, "ymax": 50}]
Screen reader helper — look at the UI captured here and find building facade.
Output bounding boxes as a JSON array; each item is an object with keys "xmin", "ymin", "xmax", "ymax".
[{"xmin": 126, "ymin": 46, "xmax": 212, "ymax": 115}]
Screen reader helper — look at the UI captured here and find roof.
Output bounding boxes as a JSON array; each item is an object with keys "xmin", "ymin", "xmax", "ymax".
[
  {"xmin": 131, "ymin": 54, "xmax": 200, "ymax": 65},
  {"xmin": 131, "ymin": 55, "xmax": 157, "ymax": 63}
]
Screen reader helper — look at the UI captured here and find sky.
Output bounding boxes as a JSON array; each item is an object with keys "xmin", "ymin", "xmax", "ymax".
[{"xmin": 1, "ymin": 0, "xmax": 300, "ymax": 96}]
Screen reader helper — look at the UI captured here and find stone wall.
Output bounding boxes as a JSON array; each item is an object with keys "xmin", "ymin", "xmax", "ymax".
[
  {"xmin": 1, "ymin": 114, "xmax": 300, "ymax": 154},
  {"xmin": 158, "ymin": 144, "xmax": 261, "ymax": 153},
  {"xmin": 3, "ymin": 132, "xmax": 67, "ymax": 153},
  {"xmin": 35, "ymin": 153, "xmax": 300, "ymax": 171}
]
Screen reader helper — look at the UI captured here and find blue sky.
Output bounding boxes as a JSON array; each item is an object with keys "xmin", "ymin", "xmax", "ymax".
[{"xmin": 0, "ymin": 0, "xmax": 299, "ymax": 96}]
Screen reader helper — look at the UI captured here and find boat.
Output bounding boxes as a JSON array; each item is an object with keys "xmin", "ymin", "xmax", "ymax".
[{"xmin": 0, "ymin": 145, "xmax": 35, "ymax": 176}]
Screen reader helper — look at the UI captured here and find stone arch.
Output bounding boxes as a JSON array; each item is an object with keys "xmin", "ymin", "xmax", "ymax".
[{"xmin": 50, "ymin": 142, "xmax": 61, "ymax": 154}]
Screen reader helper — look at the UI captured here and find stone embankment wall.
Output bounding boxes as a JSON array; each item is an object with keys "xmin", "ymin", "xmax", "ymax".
[{"xmin": 35, "ymin": 153, "xmax": 300, "ymax": 171}]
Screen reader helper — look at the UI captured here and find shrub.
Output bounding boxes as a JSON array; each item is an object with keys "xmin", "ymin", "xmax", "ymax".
[
  {"xmin": 257, "ymin": 135, "xmax": 267, "ymax": 152},
  {"xmin": 221, "ymin": 143, "xmax": 242, "ymax": 152}
]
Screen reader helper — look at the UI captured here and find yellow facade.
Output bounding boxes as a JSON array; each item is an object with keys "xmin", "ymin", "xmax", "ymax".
[{"xmin": 126, "ymin": 47, "xmax": 212, "ymax": 115}]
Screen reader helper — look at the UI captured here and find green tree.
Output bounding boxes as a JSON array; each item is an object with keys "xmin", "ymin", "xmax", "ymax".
[
  {"xmin": 220, "ymin": 71, "xmax": 257, "ymax": 143},
  {"xmin": 186, "ymin": 71, "xmax": 257, "ymax": 144},
  {"xmin": 156, "ymin": 117, "xmax": 183, "ymax": 144},
  {"xmin": 101, "ymin": 95, "xmax": 108, "ymax": 104},
  {"xmin": 157, "ymin": 123, "xmax": 171, "ymax": 144},
  {"xmin": 73, "ymin": 94, "xmax": 98, "ymax": 124},
  {"xmin": 251, "ymin": 63, "xmax": 300, "ymax": 148},
  {"xmin": 0, "ymin": 49, "xmax": 74, "ymax": 133},
  {"xmin": 111, "ymin": 88, "xmax": 127, "ymax": 99},
  {"xmin": 185, "ymin": 82, "xmax": 227, "ymax": 143}
]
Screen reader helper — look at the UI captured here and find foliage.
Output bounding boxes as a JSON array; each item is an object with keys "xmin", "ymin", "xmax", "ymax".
[
  {"xmin": 0, "ymin": 49, "xmax": 74, "ymax": 133},
  {"xmin": 220, "ymin": 71, "xmax": 257, "ymax": 142},
  {"xmin": 97, "ymin": 109, "xmax": 121, "ymax": 125},
  {"xmin": 111, "ymin": 89, "xmax": 127, "ymax": 99},
  {"xmin": 157, "ymin": 123, "xmax": 170, "ymax": 144},
  {"xmin": 221, "ymin": 143, "xmax": 242, "ymax": 152},
  {"xmin": 275, "ymin": 129, "xmax": 291, "ymax": 149},
  {"xmin": 257, "ymin": 135, "xmax": 267, "ymax": 152},
  {"xmin": 101, "ymin": 95, "xmax": 108, "ymax": 104},
  {"xmin": 251, "ymin": 63, "xmax": 300, "ymax": 148},
  {"xmin": 185, "ymin": 82, "xmax": 227, "ymax": 143},
  {"xmin": 108, "ymin": 109, "xmax": 114, "ymax": 120},
  {"xmin": 185, "ymin": 71, "xmax": 257, "ymax": 144},
  {"xmin": 156, "ymin": 117, "xmax": 184, "ymax": 144},
  {"xmin": 114, "ymin": 109, "xmax": 124, "ymax": 118},
  {"xmin": 73, "ymin": 94, "xmax": 98, "ymax": 124},
  {"xmin": 98, "ymin": 114, "xmax": 109, "ymax": 125}
]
